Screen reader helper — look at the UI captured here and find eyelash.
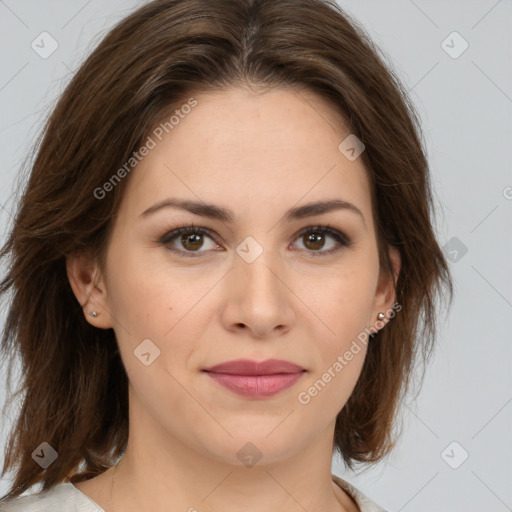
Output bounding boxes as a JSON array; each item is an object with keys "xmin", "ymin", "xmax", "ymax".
[{"xmin": 158, "ymin": 223, "xmax": 352, "ymax": 259}]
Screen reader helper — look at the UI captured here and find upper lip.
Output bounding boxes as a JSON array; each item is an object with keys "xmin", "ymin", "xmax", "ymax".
[{"xmin": 202, "ymin": 359, "xmax": 305, "ymax": 375}]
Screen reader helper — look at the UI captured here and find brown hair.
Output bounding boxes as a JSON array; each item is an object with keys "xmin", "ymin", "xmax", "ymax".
[{"xmin": 0, "ymin": 0, "xmax": 453, "ymax": 502}]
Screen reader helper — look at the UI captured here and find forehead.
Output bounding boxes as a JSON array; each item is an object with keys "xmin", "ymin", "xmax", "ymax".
[{"xmin": 120, "ymin": 87, "xmax": 373, "ymax": 225}]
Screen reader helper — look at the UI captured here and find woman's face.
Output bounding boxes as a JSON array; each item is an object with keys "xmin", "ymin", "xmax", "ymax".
[{"xmin": 69, "ymin": 86, "xmax": 399, "ymax": 466}]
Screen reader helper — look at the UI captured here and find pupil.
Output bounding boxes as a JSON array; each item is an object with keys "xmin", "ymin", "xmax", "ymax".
[
  {"xmin": 306, "ymin": 232, "xmax": 324, "ymax": 250},
  {"xmin": 183, "ymin": 233, "xmax": 202, "ymax": 250}
]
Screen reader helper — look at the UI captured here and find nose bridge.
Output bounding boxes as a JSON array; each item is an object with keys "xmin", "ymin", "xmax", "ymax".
[
  {"xmin": 235, "ymin": 234, "xmax": 284, "ymax": 299},
  {"xmin": 227, "ymin": 233, "xmax": 292, "ymax": 333}
]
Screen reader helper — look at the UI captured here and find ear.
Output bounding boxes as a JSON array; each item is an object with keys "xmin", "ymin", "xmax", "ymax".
[
  {"xmin": 66, "ymin": 250, "xmax": 113, "ymax": 329},
  {"xmin": 371, "ymin": 245, "xmax": 401, "ymax": 332}
]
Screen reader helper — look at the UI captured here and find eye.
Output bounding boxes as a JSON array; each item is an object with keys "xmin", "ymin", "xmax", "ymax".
[
  {"xmin": 159, "ymin": 223, "xmax": 219, "ymax": 257},
  {"xmin": 159, "ymin": 223, "xmax": 352, "ymax": 258},
  {"xmin": 291, "ymin": 224, "xmax": 352, "ymax": 258}
]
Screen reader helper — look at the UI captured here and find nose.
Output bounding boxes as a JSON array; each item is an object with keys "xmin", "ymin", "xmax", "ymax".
[{"xmin": 220, "ymin": 248, "xmax": 295, "ymax": 339}]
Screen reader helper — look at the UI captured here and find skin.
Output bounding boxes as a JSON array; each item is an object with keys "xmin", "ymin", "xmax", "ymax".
[{"xmin": 67, "ymin": 86, "xmax": 400, "ymax": 512}]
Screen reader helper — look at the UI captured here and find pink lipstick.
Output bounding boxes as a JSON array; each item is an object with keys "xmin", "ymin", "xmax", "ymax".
[{"xmin": 202, "ymin": 359, "xmax": 306, "ymax": 398}]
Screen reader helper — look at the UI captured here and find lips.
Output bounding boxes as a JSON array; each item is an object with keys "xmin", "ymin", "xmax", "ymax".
[
  {"xmin": 202, "ymin": 359, "xmax": 306, "ymax": 398},
  {"xmin": 202, "ymin": 358, "xmax": 305, "ymax": 375}
]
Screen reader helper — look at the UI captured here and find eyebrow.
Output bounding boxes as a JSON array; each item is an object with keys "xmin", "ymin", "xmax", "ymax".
[{"xmin": 140, "ymin": 198, "xmax": 365, "ymax": 226}]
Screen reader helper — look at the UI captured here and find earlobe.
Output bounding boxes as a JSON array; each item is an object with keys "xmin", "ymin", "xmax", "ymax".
[{"xmin": 65, "ymin": 251, "xmax": 113, "ymax": 329}]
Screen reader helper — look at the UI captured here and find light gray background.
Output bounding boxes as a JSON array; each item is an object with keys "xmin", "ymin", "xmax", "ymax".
[{"xmin": 1, "ymin": 1, "xmax": 511, "ymax": 511}]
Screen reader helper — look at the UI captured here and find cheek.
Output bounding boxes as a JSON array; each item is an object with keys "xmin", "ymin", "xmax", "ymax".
[
  {"xmin": 295, "ymin": 255, "xmax": 376, "ymax": 406},
  {"xmin": 106, "ymin": 247, "xmax": 210, "ymax": 372},
  {"xmin": 299, "ymin": 319, "xmax": 369, "ymax": 417},
  {"xmin": 102, "ymin": 258, "xmax": 173, "ymax": 388},
  {"xmin": 106, "ymin": 241, "xmax": 177, "ymax": 326},
  {"xmin": 299, "ymin": 257, "xmax": 377, "ymax": 338}
]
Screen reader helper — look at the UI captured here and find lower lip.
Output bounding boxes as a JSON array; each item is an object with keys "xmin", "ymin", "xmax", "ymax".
[{"xmin": 204, "ymin": 371, "xmax": 305, "ymax": 398}]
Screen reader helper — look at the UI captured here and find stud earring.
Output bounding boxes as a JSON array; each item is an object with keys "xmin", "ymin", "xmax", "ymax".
[
  {"xmin": 88, "ymin": 311, "xmax": 98, "ymax": 317},
  {"xmin": 377, "ymin": 312, "xmax": 386, "ymax": 320}
]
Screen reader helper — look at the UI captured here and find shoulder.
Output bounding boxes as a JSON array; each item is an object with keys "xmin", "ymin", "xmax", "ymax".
[
  {"xmin": 332, "ymin": 474, "xmax": 388, "ymax": 512},
  {"xmin": 0, "ymin": 481, "xmax": 104, "ymax": 512}
]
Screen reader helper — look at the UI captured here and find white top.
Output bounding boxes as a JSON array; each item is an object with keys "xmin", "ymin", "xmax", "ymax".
[{"xmin": 0, "ymin": 475, "xmax": 386, "ymax": 512}]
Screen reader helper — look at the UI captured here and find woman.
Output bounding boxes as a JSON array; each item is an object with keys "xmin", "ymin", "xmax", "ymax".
[{"xmin": 0, "ymin": 0, "xmax": 453, "ymax": 511}]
